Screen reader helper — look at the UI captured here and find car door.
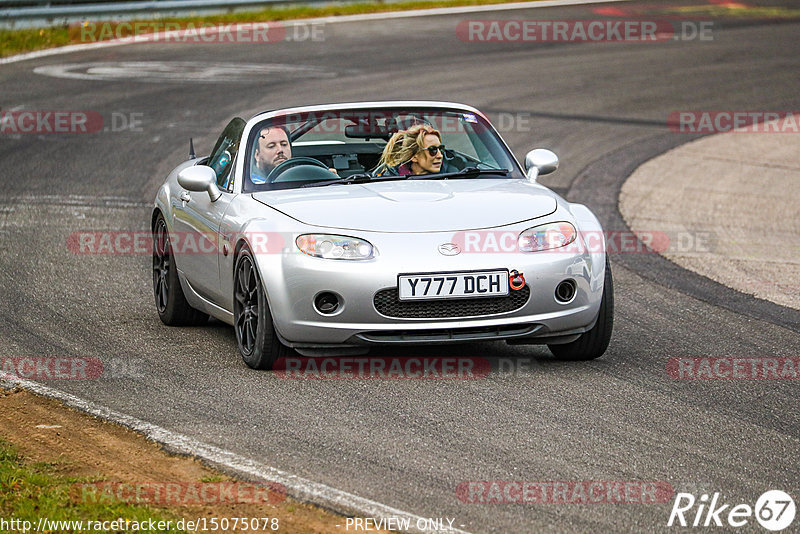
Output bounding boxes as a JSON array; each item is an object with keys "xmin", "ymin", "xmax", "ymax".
[{"xmin": 171, "ymin": 118, "xmax": 244, "ymax": 303}]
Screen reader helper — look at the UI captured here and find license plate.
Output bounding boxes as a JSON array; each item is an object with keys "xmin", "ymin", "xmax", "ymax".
[{"xmin": 398, "ymin": 270, "xmax": 509, "ymax": 300}]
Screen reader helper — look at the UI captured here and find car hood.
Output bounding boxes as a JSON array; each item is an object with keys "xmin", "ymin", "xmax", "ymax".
[{"xmin": 251, "ymin": 179, "xmax": 558, "ymax": 232}]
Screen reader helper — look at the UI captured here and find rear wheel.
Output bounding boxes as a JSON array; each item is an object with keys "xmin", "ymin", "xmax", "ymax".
[
  {"xmin": 152, "ymin": 214, "xmax": 208, "ymax": 326},
  {"xmin": 548, "ymin": 257, "xmax": 614, "ymax": 361},
  {"xmin": 234, "ymin": 246, "xmax": 291, "ymax": 370}
]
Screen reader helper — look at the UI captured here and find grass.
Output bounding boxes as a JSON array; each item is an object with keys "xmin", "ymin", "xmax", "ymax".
[
  {"xmin": 0, "ymin": 439, "xmax": 187, "ymax": 533},
  {"xmin": 0, "ymin": 0, "xmax": 541, "ymax": 58},
  {"xmin": 0, "ymin": 27, "xmax": 75, "ymax": 57},
  {"xmin": 199, "ymin": 474, "xmax": 226, "ymax": 483}
]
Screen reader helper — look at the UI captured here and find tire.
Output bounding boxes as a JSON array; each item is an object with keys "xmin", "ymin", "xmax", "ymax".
[
  {"xmin": 233, "ymin": 246, "xmax": 291, "ymax": 370},
  {"xmin": 152, "ymin": 214, "xmax": 209, "ymax": 326},
  {"xmin": 548, "ymin": 256, "xmax": 614, "ymax": 361}
]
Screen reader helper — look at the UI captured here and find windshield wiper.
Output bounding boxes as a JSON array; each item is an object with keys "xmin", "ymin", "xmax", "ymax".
[
  {"xmin": 302, "ymin": 167, "xmax": 510, "ymax": 187},
  {"xmin": 406, "ymin": 167, "xmax": 510, "ymax": 180},
  {"xmin": 301, "ymin": 173, "xmax": 402, "ymax": 188}
]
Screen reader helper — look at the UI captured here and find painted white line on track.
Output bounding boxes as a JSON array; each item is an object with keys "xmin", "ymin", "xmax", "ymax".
[
  {"xmin": 1, "ymin": 0, "xmax": 632, "ymax": 65},
  {"xmin": 0, "ymin": 376, "xmax": 473, "ymax": 534},
  {"xmin": 1, "ymin": 38, "xmax": 132, "ymax": 65},
  {"xmin": 33, "ymin": 60, "xmax": 340, "ymax": 82},
  {"xmin": 295, "ymin": 0, "xmax": 632, "ymax": 23},
  {"xmin": 2, "ymin": 194, "xmax": 148, "ymax": 207}
]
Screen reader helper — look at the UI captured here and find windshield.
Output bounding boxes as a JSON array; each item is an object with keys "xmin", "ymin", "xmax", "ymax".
[{"xmin": 242, "ymin": 108, "xmax": 524, "ymax": 192}]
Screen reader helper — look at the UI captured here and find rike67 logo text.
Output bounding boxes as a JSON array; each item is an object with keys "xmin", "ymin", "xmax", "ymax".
[{"xmin": 668, "ymin": 490, "xmax": 795, "ymax": 531}]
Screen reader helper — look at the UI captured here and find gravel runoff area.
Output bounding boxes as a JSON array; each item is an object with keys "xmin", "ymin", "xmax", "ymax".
[{"xmin": 620, "ymin": 123, "xmax": 800, "ymax": 311}]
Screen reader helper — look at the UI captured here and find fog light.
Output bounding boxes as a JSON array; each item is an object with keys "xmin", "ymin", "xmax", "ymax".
[
  {"xmin": 555, "ymin": 280, "xmax": 577, "ymax": 303},
  {"xmin": 314, "ymin": 292, "xmax": 340, "ymax": 314}
]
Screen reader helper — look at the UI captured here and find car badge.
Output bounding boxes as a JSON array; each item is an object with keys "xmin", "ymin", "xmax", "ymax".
[{"xmin": 438, "ymin": 243, "xmax": 461, "ymax": 256}]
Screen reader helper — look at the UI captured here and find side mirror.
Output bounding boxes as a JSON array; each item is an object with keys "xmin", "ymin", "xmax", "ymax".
[
  {"xmin": 177, "ymin": 165, "xmax": 222, "ymax": 202},
  {"xmin": 524, "ymin": 149, "xmax": 559, "ymax": 182}
]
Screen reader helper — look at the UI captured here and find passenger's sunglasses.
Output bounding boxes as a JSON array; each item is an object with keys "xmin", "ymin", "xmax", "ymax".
[{"xmin": 422, "ymin": 145, "xmax": 445, "ymax": 156}]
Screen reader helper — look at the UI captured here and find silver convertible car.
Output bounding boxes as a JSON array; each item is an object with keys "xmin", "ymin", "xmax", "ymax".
[{"xmin": 152, "ymin": 102, "xmax": 613, "ymax": 369}]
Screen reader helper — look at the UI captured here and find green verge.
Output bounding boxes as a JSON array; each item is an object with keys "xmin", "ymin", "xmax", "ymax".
[
  {"xmin": 0, "ymin": 0, "xmax": 541, "ymax": 58},
  {"xmin": 0, "ymin": 439, "xmax": 186, "ymax": 533}
]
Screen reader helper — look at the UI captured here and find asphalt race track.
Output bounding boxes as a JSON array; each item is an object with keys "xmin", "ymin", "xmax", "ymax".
[{"xmin": 1, "ymin": 0, "xmax": 799, "ymax": 532}]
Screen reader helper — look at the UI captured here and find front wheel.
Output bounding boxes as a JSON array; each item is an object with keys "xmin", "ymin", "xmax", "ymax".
[
  {"xmin": 548, "ymin": 256, "xmax": 614, "ymax": 361},
  {"xmin": 233, "ymin": 246, "xmax": 291, "ymax": 370},
  {"xmin": 152, "ymin": 214, "xmax": 208, "ymax": 326}
]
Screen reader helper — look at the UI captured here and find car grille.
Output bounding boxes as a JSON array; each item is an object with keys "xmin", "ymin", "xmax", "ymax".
[{"xmin": 373, "ymin": 286, "xmax": 530, "ymax": 319}]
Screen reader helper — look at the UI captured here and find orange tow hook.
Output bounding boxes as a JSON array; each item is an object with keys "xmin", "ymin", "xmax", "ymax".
[{"xmin": 509, "ymin": 270, "xmax": 525, "ymax": 290}]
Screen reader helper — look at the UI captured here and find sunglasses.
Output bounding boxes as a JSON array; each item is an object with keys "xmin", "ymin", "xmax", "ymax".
[{"xmin": 422, "ymin": 145, "xmax": 445, "ymax": 156}]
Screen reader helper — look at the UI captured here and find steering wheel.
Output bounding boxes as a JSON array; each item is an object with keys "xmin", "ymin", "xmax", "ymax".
[
  {"xmin": 267, "ymin": 157, "xmax": 334, "ymax": 183},
  {"xmin": 441, "ymin": 148, "xmax": 468, "ymax": 172}
]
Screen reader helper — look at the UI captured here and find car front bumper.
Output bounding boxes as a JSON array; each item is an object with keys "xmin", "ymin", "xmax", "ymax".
[{"xmin": 256, "ymin": 230, "xmax": 605, "ymax": 347}]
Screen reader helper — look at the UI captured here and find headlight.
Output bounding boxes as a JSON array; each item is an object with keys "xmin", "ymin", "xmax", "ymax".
[
  {"xmin": 518, "ymin": 222, "xmax": 577, "ymax": 252},
  {"xmin": 296, "ymin": 234, "xmax": 374, "ymax": 260}
]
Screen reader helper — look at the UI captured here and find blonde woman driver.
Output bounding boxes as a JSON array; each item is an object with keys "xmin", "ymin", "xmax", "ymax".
[{"xmin": 373, "ymin": 124, "xmax": 445, "ymax": 177}]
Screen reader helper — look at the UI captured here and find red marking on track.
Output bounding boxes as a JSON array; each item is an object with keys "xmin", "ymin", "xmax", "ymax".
[
  {"xmin": 592, "ymin": 7, "xmax": 629, "ymax": 16},
  {"xmin": 708, "ymin": 0, "xmax": 750, "ymax": 7}
]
